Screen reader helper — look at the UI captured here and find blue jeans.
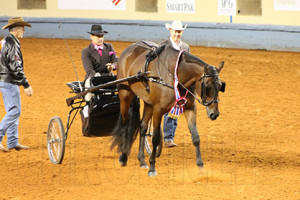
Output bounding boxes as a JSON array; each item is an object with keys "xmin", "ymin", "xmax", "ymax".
[
  {"xmin": 163, "ymin": 113, "xmax": 178, "ymax": 142},
  {"xmin": 0, "ymin": 82, "xmax": 21, "ymax": 148}
]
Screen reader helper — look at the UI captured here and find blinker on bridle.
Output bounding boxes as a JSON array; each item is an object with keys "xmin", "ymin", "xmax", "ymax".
[{"xmin": 198, "ymin": 70, "xmax": 226, "ymax": 107}]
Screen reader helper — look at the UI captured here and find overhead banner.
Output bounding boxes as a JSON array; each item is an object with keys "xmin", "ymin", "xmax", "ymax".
[
  {"xmin": 166, "ymin": 0, "xmax": 196, "ymax": 13},
  {"xmin": 274, "ymin": 0, "xmax": 300, "ymax": 11},
  {"xmin": 58, "ymin": 0, "xmax": 126, "ymax": 10},
  {"xmin": 218, "ymin": 0, "xmax": 236, "ymax": 16}
]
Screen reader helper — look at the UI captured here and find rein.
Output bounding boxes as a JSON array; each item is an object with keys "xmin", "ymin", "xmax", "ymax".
[{"xmin": 58, "ymin": 22, "xmax": 83, "ymax": 92}]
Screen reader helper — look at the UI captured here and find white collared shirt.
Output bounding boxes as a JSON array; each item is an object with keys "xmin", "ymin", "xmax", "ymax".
[{"xmin": 169, "ymin": 37, "xmax": 182, "ymax": 51}]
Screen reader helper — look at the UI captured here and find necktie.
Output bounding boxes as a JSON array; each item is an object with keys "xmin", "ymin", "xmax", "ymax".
[{"xmin": 94, "ymin": 45, "xmax": 103, "ymax": 56}]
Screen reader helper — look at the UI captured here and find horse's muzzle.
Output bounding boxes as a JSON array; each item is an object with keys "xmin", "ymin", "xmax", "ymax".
[{"xmin": 209, "ymin": 111, "xmax": 220, "ymax": 120}]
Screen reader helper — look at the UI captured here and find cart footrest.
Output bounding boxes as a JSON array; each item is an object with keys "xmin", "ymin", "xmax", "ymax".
[{"xmin": 67, "ymin": 81, "xmax": 84, "ymax": 94}]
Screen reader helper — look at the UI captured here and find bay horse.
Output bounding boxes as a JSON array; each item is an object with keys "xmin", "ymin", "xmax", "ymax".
[{"xmin": 111, "ymin": 42, "xmax": 225, "ymax": 176}]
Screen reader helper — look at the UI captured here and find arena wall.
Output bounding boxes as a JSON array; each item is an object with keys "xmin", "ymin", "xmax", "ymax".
[{"xmin": 0, "ymin": 0, "xmax": 300, "ymax": 52}]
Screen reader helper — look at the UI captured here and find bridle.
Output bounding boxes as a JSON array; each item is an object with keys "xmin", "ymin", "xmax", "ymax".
[{"xmin": 198, "ymin": 67, "xmax": 224, "ymax": 107}]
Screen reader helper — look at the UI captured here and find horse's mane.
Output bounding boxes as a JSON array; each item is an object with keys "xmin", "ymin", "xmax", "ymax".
[
  {"xmin": 182, "ymin": 51, "xmax": 209, "ymax": 67},
  {"xmin": 133, "ymin": 41, "xmax": 159, "ymax": 50},
  {"xmin": 132, "ymin": 42, "xmax": 210, "ymax": 69},
  {"xmin": 162, "ymin": 45, "xmax": 209, "ymax": 67}
]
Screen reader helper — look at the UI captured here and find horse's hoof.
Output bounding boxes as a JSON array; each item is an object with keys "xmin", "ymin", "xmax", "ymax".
[
  {"xmin": 140, "ymin": 164, "xmax": 149, "ymax": 169},
  {"xmin": 197, "ymin": 161, "xmax": 204, "ymax": 168},
  {"xmin": 148, "ymin": 171, "xmax": 158, "ymax": 176},
  {"xmin": 119, "ymin": 154, "xmax": 128, "ymax": 166},
  {"xmin": 198, "ymin": 166, "xmax": 207, "ymax": 175},
  {"xmin": 119, "ymin": 161, "xmax": 127, "ymax": 166}
]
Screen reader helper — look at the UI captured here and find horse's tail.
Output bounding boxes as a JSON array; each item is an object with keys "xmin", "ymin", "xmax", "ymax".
[{"xmin": 110, "ymin": 96, "xmax": 140, "ymax": 155}]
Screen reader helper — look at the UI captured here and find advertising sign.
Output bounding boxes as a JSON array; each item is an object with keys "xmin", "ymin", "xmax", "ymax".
[
  {"xmin": 218, "ymin": 0, "xmax": 236, "ymax": 16},
  {"xmin": 166, "ymin": 0, "xmax": 196, "ymax": 13},
  {"xmin": 58, "ymin": 0, "xmax": 126, "ymax": 10},
  {"xmin": 274, "ymin": 0, "xmax": 300, "ymax": 11}
]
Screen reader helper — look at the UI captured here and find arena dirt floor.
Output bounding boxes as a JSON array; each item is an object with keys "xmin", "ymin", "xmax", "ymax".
[{"xmin": 0, "ymin": 38, "xmax": 299, "ymax": 200}]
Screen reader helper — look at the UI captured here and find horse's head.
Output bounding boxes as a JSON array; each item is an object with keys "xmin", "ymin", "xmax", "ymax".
[{"xmin": 196, "ymin": 61, "xmax": 226, "ymax": 120}]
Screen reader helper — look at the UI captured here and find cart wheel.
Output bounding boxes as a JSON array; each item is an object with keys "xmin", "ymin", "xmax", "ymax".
[
  {"xmin": 47, "ymin": 116, "xmax": 66, "ymax": 164},
  {"xmin": 144, "ymin": 119, "xmax": 162, "ymax": 157}
]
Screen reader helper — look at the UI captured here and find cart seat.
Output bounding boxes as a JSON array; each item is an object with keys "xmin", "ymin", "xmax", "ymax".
[
  {"xmin": 90, "ymin": 76, "xmax": 118, "ymax": 95},
  {"xmin": 67, "ymin": 76, "xmax": 117, "ymax": 95},
  {"xmin": 90, "ymin": 76, "xmax": 117, "ymax": 88},
  {"xmin": 66, "ymin": 81, "xmax": 84, "ymax": 94}
]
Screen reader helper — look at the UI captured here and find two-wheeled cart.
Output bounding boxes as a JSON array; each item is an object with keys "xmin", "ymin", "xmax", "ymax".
[{"xmin": 46, "ymin": 72, "xmax": 162, "ymax": 164}]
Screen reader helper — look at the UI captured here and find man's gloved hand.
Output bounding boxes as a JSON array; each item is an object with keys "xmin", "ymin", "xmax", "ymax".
[
  {"xmin": 94, "ymin": 72, "xmax": 101, "ymax": 77},
  {"xmin": 106, "ymin": 63, "xmax": 113, "ymax": 71}
]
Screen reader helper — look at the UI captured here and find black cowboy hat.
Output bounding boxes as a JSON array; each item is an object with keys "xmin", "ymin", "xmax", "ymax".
[{"xmin": 87, "ymin": 24, "xmax": 108, "ymax": 35}]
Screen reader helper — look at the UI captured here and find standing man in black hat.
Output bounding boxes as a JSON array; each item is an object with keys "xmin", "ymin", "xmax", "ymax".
[
  {"xmin": 0, "ymin": 17, "xmax": 33, "ymax": 151},
  {"xmin": 81, "ymin": 24, "xmax": 118, "ymax": 79}
]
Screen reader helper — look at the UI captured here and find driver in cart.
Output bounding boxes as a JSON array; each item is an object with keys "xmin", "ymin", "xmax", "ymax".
[
  {"xmin": 81, "ymin": 24, "xmax": 118, "ymax": 123},
  {"xmin": 81, "ymin": 24, "xmax": 118, "ymax": 100},
  {"xmin": 82, "ymin": 24, "xmax": 118, "ymax": 79}
]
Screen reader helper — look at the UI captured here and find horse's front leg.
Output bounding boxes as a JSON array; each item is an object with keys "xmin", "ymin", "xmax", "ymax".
[
  {"xmin": 148, "ymin": 110, "xmax": 163, "ymax": 176},
  {"xmin": 184, "ymin": 108, "xmax": 203, "ymax": 168},
  {"xmin": 138, "ymin": 103, "xmax": 153, "ymax": 168}
]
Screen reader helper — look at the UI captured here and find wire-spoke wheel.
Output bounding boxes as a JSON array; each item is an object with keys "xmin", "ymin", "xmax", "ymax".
[
  {"xmin": 47, "ymin": 116, "xmax": 66, "ymax": 164},
  {"xmin": 144, "ymin": 119, "xmax": 162, "ymax": 157}
]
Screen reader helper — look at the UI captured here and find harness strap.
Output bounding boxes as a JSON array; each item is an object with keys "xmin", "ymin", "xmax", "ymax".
[
  {"xmin": 148, "ymin": 77, "xmax": 173, "ymax": 89},
  {"xmin": 142, "ymin": 45, "xmax": 167, "ymax": 93},
  {"xmin": 144, "ymin": 45, "xmax": 166, "ymax": 72}
]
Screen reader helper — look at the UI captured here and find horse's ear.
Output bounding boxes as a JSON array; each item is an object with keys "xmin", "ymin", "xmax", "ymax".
[{"xmin": 217, "ymin": 61, "xmax": 225, "ymax": 73}]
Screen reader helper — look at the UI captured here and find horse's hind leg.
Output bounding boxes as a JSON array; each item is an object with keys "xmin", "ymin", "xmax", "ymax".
[
  {"xmin": 116, "ymin": 87, "xmax": 135, "ymax": 166},
  {"xmin": 119, "ymin": 87, "xmax": 134, "ymax": 124},
  {"xmin": 138, "ymin": 103, "xmax": 153, "ymax": 168},
  {"xmin": 184, "ymin": 109, "xmax": 203, "ymax": 168}
]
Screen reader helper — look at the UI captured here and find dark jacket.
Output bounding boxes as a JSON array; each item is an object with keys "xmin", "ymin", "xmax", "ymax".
[
  {"xmin": 81, "ymin": 42, "xmax": 118, "ymax": 79},
  {"xmin": 160, "ymin": 38, "xmax": 190, "ymax": 53},
  {"xmin": 0, "ymin": 33, "xmax": 30, "ymax": 88}
]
